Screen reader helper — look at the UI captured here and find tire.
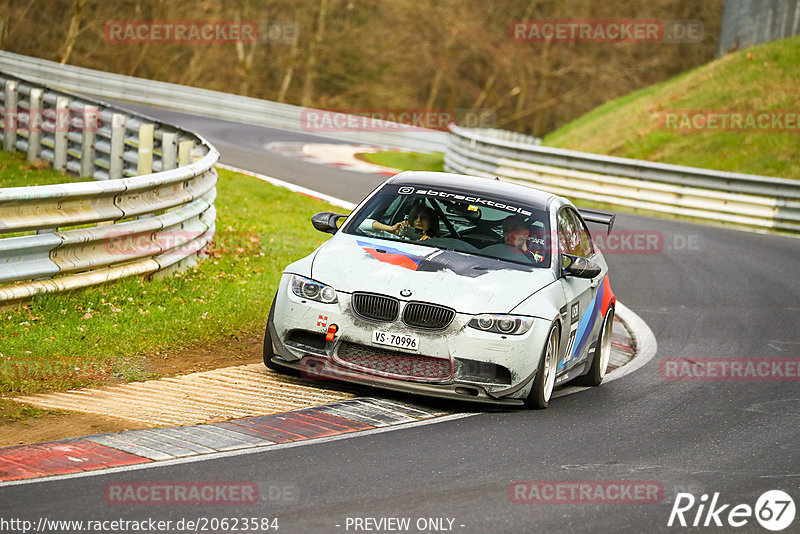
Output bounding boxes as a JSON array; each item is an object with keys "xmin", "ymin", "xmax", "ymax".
[
  {"xmin": 524, "ymin": 323, "xmax": 560, "ymax": 409},
  {"xmin": 263, "ymin": 293, "xmax": 299, "ymax": 376},
  {"xmin": 573, "ymin": 306, "xmax": 614, "ymax": 387}
]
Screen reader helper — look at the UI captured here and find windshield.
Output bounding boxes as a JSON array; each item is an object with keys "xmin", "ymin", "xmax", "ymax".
[{"xmin": 341, "ymin": 183, "xmax": 551, "ymax": 268}]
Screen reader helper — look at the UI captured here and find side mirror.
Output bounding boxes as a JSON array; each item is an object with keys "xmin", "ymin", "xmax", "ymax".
[
  {"xmin": 311, "ymin": 212, "xmax": 347, "ymax": 234},
  {"xmin": 562, "ymin": 254, "xmax": 601, "ymax": 279}
]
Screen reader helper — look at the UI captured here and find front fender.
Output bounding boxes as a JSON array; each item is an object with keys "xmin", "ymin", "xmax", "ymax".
[
  {"xmin": 283, "ymin": 249, "xmax": 319, "ymax": 279},
  {"xmin": 510, "ymin": 281, "xmax": 563, "ymax": 323}
]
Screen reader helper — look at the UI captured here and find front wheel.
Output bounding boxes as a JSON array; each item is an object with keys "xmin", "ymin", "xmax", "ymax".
[
  {"xmin": 263, "ymin": 293, "xmax": 299, "ymax": 376},
  {"xmin": 573, "ymin": 306, "xmax": 614, "ymax": 387},
  {"xmin": 524, "ymin": 323, "xmax": 559, "ymax": 409}
]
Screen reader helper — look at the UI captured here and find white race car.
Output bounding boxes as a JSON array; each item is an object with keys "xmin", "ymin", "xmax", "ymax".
[{"xmin": 264, "ymin": 171, "xmax": 616, "ymax": 408}]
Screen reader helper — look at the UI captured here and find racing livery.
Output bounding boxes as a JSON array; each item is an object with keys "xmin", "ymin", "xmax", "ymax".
[{"xmin": 264, "ymin": 171, "xmax": 615, "ymax": 408}]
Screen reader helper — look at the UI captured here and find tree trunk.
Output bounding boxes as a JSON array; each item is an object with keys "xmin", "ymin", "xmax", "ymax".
[
  {"xmin": 278, "ymin": 34, "xmax": 300, "ymax": 103},
  {"xmin": 425, "ymin": 24, "xmax": 458, "ymax": 110},
  {"xmin": 234, "ymin": 8, "xmax": 258, "ymax": 97},
  {"xmin": 59, "ymin": 0, "xmax": 86, "ymax": 65},
  {"xmin": 3, "ymin": 0, "xmax": 36, "ymax": 47},
  {"xmin": 301, "ymin": 0, "xmax": 330, "ymax": 107}
]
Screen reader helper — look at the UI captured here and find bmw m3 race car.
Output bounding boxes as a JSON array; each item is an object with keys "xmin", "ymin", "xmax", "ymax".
[{"xmin": 263, "ymin": 171, "xmax": 616, "ymax": 408}]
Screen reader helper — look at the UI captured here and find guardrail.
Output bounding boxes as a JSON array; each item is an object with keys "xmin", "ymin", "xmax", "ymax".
[
  {"xmin": 4, "ymin": 52, "xmax": 796, "ymax": 236},
  {"xmin": 0, "ymin": 71, "xmax": 219, "ymax": 304},
  {"xmin": 0, "ymin": 51, "xmax": 448, "ymax": 153},
  {"xmin": 445, "ymin": 125, "xmax": 800, "ymax": 233}
]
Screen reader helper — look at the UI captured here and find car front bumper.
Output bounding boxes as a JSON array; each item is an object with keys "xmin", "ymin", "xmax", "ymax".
[{"xmin": 268, "ymin": 274, "xmax": 554, "ymax": 405}]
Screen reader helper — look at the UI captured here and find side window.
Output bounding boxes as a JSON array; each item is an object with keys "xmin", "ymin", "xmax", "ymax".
[
  {"xmin": 557, "ymin": 209, "xmax": 576, "ymax": 255},
  {"xmin": 557, "ymin": 208, "xmax": 593, "ymax": 257},
  {"xmin": 568, "ymin": 209, "xmax": 594, "ymax": 257}
]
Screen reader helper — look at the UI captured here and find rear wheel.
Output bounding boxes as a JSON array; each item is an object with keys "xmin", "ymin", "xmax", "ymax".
[
  {"xmin": 525, "ymin": 323, "xmax": 559, "ymax": 409},
  {"xmin": 573, "ymin": 306, "xmax": 614, "ymax": 386}
]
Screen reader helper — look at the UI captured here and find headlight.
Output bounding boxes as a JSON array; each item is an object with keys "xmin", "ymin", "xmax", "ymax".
[
  {"xmin": 291, "ymin": 275, "xmax": 338, "ymax": 304},
  {"xmin": 468, "ymin": 314, "xmax": 533, "ymax": 335},
  {"xmin": 497, "ymin": 318, "xmax": 516, "ymax": 333}
]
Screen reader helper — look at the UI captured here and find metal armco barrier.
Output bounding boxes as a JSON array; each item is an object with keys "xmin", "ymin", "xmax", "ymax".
[
  {"xmin": 445, "ymin": 125, "xmax": 800, "ymax": 233},
  {"xmin": 718, "ymin": 0, "xmax": 800, "ymax": 56},
  {"xmin": 0, "ymin": 51, "xmax": 448, "ymax": 153},
  {"xmin": 0, "ymin": 71, "xmax": 218, "ymax": 304}
]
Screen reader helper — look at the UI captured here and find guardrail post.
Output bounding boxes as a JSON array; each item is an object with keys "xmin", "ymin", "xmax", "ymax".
[
  {"xmin": 3, "ymin": 80, "xmax": 18, "ymax": 152},
  {"xmin": 80, "ymin": 105, "xmax": 98, "ymax": 178},
  {"xmin": 178, "ymin": 140, "xmax": 194, "ymax": 167},
  {"xmin": 26, "ymin": 88, "xmax": 43, "ymax": 162},
  {"xmin": 161, "ymin": 132, "xmax": 177, "ymax": 170},
  {"xmin": 109, "ymin": 113, "xmax": 126, "ymax": 179},
  {"xmin": 53, "ymin": 97, "xmax": 70, "ymax": 171},
  {"xmin": 137, "ymin": 123, "xmax": 154, "ymax": 175}
]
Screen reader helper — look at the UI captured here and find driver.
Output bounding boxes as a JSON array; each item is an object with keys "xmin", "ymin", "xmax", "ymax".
[
  {"xmin": 362, "ymin": 204, "xmax": 439, "ymax": 241},
  {"xmin": 396, "ymin": 204, "xmax": 439, "ymax": 240}
]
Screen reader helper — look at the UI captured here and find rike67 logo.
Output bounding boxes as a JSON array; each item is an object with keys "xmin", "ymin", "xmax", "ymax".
[{"xmin": 668, "ymin": 490, "xmax": 795, "ymax": 531}]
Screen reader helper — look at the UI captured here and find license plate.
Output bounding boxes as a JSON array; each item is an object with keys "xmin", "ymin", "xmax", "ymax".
[{"xmin": 372, "ymin": 330, "xmax": 419, "ymax": 351}]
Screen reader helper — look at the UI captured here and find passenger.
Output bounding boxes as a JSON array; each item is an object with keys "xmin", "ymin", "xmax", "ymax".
[{"xmin": 502, "ymin": 215, "xmax": 546, "ymax": 262}]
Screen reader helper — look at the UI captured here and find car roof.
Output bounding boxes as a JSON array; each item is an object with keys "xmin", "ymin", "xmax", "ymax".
[{"xmin": 388, "ymin": 171, "xmax": 556, "ymax": 211}]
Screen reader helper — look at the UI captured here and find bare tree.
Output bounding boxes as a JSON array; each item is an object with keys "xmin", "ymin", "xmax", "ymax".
[
  {"xmin": 300, "ymin": 0, "xmax": 330, "ymax": 107},
  {"xmin": 1, "ymin": 0, "xmax": 725, "ymax": 137},
  {"xmin": 59, "ymin": 0, "xmax": 87, "ymax": 64}
]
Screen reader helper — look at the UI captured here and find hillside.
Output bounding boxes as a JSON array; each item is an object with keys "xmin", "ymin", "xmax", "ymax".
[
  {"xmin": 1, "ymin": 0, "xmax": 722, "ymax": 138},
  {"xmin": 543, "ymin": 35, "xmax": 799, "ymax": 179}
]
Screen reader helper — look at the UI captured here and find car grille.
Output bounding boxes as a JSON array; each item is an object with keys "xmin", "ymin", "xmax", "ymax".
[
  {"xmin": 336, "ymin": 342, "xmax": 452, "ymax": 381},
  {"xmin": 402, "ymin": 302, "xmax": 455, "ymax": 330},
  {"xmin": 351, "ymin": 293, "xmax": 399, "ymax": 322}
]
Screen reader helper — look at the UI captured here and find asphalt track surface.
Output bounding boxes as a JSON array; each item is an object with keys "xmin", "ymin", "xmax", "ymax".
[{"xmin": 2, "ymin": 106, "xmax": 799, "ymax": 533}]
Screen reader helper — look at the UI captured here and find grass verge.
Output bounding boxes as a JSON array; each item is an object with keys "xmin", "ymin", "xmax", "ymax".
[
  {"xmin": 359, "ymin": 150, "xmax": 445, "ymax": 172},
  {"xmin": 0, "ymin": 149, "xmax": 86, "ymax": 187},
  {"xmin": 543, "ymin": 35, "xmax": 800, "ymax": 179},
  {"xmin": 0, "ymin": 167, "xmax": 348, "ymax": 397}
]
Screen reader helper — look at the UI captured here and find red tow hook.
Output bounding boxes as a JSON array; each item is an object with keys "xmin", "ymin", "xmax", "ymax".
[{"xmin": 326, "ymin": 324, "xmax": 338, "ymax": 342}]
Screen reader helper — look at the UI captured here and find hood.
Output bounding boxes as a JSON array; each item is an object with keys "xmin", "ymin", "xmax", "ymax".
[{"xmin": 310, "ymin": 234, "xmax": 555, "ymax": 315}]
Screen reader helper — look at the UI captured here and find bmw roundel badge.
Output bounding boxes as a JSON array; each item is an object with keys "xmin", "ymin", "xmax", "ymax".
[{"xmin": 400, "ymin": 289, "xmax": 412, "ymax": 297}]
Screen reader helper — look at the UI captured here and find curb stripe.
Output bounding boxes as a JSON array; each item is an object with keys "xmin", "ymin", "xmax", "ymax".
[
  {"xmin": 223, "ymin": 420, "xmax": 310, "ymax": 442},
  {"xmin": 0, "ymin": 440, "xmax": 151, "ymax": 481},
  {"xmin": 0, "ymin": 398, "xmax": 430, "ymax": 482},
  {"xmin": 298, "ymin": 410, "xmax": 374, "ymax": 430}
]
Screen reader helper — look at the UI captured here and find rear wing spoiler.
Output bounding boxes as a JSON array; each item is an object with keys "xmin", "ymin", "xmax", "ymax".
[{"xmin": 578, "ymin": 208, "xmax": 615, "ymax": 234}]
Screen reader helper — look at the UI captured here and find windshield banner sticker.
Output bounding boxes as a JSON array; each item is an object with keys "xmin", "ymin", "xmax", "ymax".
[{"xmin": 402, "ymin": 188, "xmax": 533, "ymax": 216}]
